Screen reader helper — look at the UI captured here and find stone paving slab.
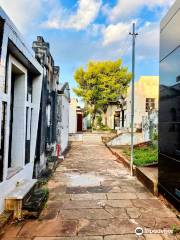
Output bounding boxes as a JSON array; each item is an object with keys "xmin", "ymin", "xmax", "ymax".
[
  {"xmin": 1, "ymin": 222, "xmax": 25, "ymax": 239},
  {"xmin": 104, "ymin": 235, "xmax": 145, "ymax": 240},
  {"xmin": 103, "ymin": 207, "xmax": 128, "ymax": 218},
  {"xmin": 126, "ymin": 207, "xmax": 141, "ymax": 219},
  {"xmin": 1, "ymin": 134, "xmax": 179, "ymax": 240},
  {"xmin": 66, "ymin": 186, "xmax": 112, "ymax": 194},
  {"xmin": 17, "ymin": 220, "xmax": 78, "ymax": 238},
  {"xmin": 132, "ymin": 199, "xmax": 166, "ymax": 209},
  {"xmin": 34, "ymin": 237, "xmax": 103, "ymax": 240},
  {"xmin": 106, "ymin": 192, "xmax": 137, "ymax": 200},
  {"xmin": 1, "ymin": 238, "xmax": 32, "ymax": 240},
  {"xmin": 77, "ymin": 218, "xmax": 137, "ymax": 236},
  {"xmin": 59, "ymin": 209, "xmax": 114, "ymax": 220},
  {"xmin": 136, "ymin": 192, "xmax": 156, "ymax": 199},
  {"xmin": 70, "ymin": 193, "xmax": 107, "ymax": 201}
]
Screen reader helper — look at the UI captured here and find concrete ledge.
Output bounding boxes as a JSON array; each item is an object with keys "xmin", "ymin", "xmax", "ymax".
[{"xmin": 136, "ymin": 167, "xmax": 158, "ymax": 196}]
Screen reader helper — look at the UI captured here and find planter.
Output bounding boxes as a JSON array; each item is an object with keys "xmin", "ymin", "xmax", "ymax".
[
  {"xmin": 23, "ymin": 188, "xmax": 49, "ymax": 218},
  {"xmin": 104, "ymin": 142, "xmax": 158, "ymax": 196}
]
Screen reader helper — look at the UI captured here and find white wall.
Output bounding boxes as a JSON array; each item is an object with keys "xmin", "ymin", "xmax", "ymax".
[
  {"xmin": 69, "ymin": 99, "xmax": 77, "ymax": 134},
  {"xmin": 107, "ymin": 132, "xmax": 144, "ymax": 146},
  {"xmin": 60, "ymin": 95, "xmax": 69, "ymax": 153}
]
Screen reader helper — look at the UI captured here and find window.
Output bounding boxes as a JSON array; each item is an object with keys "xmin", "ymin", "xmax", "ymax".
[
  {"xmin": 146, "ymin": 98, "xmax": 155, "ymax": 112},
  {"xmin": 25, "ymin": 107, "xmax": 32, "ymax": 164},
  {"xmin": 27, "ymin": 74, "xmax": 32, "ymax": 101}
]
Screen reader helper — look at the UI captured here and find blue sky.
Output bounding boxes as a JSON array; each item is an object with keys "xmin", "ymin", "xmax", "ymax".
[{"xmin": 0, "ymin": 0, "xmax": 175, "ymax": 98}]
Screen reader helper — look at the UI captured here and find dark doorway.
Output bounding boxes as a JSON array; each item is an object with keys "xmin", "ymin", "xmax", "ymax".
[
  {"xmin": 8, "ymin": 72, "xmax": 15, "ymax": 168},
  {"xmin": 77, "ymin": 114, "xmax": 82, "ymax": 132},
  {"xmin": 122, "ymin": 110, "xmax": 125, "ymax": 128},
  {"xmin": 114, "ymin": 111, "xmax": 120, "ymax": 129},
  {"xmin": 0, "ymin": 102, "xmax": 7, "ymax": 181}
]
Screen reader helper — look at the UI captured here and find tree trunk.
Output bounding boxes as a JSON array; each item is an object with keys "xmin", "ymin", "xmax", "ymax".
[
  {"xmin": 105, "ymin": 112, "xmax": 107, "ymax": 126},
  {"xmin": 91, "ymin": 112, "xmax": 96, "ymax": 128}
]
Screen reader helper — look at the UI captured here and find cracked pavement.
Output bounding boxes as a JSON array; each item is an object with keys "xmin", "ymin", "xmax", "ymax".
[{"xmin": 1, "ymin": 133, "xmax": 180, "ymax": 240}]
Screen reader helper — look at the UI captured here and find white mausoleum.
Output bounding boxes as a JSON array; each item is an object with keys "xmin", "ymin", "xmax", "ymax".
[{"xmin": 0, "ymin": 8, "xmax": 43, "ymax": 213}]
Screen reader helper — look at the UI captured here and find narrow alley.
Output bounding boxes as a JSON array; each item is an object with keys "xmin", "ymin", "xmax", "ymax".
[{"xmin": 2, "ymin": 134, "xmax": 180, "ymax": 240}]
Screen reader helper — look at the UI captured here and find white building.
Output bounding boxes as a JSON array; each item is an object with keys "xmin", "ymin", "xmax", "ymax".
[
  {"xmin": 0, "ymin": 8, "xmax": 43, "ymax": 213},
  {"xmin": 69, "ymin": 98, "xmax": 83, "ymax": 133},
  {"xmin": 69, "ymin": 98, "xmax": 78, "ymax": 134},
  {"xmin": 57, "ymin": 83, "xmax": 70, "ymax": 154}
]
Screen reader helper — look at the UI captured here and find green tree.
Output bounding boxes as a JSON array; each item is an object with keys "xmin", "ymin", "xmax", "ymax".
[{"xmin": 73, "ymin": 59, "xmax": 132, "ymax": 126}]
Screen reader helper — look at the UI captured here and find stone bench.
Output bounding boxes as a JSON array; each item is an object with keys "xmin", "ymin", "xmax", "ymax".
[{"xmin": 5, "ymin": 179, "xmax": 37, "ymax": 219}]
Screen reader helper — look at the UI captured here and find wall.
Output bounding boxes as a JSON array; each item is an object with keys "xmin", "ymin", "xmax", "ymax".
[
  {"xmin": 107, "ymin": 132, "xmax": 144, "ymax": 146},
  {"xmin": 126, "ymin": 76, "xmax": 159, "ymax": 129},
  {"xmin": 69, "ymin": 99, "xmax": 78, "ymax": 134},
  {"xmin": 60, "ymin": 95, "xmax": 69, "ymax": 153}
]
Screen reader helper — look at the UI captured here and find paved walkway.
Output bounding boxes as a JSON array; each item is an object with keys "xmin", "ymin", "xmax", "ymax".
[{"xmin": 2, "ymin": 134, "xmax": 180, "ymax": 240}]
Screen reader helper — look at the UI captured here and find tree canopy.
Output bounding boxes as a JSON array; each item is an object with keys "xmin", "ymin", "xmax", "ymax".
[{"xmin": 73, "ymin": 59, "xmax": 132, "ymax": 125}]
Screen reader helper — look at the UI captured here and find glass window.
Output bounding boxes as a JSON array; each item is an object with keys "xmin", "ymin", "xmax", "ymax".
[
  {"xmin": 27, "ymin": 73, "xmax": 32, "ymax": 102},
  {"xmin": 25, "ymin": 107, "xmax": 31, "ymax": 164}
]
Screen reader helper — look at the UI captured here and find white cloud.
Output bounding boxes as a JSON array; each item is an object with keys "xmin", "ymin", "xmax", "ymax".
[
  {"xmin": 107, "ymin": 0, "xmax": 175, "ymax": 22},
  {"xmin": 102, "ymin": 19, "xmax": 160, "ymax": 62},
  {"xmin": 0, "ymin": 0, "xmax": 47, "ymax": 31},
  {"xmin": 86, "ymin": 23, "xmax": 105, "ymax": 37},
  {"xmin": 137, "ymin": 22, "xmax": 160, "ymax": 59},
  {"xmin": 102, "ymin": 22, "xmax": 131, "ymax": 46},
  {"xmin": 43, "ymin": 0, "xmax": 102, "ymax": 31}
]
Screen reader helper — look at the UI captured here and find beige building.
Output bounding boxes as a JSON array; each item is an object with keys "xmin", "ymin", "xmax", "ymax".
[
  {"xmin": 101, "ymin": 76, "xmax": 159, "ymax": 131},
  {"xmin": 126, "ymin": 76, "xmax": 159, "ymax": 129}
]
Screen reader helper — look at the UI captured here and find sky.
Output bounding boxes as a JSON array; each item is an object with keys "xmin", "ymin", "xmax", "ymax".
[{"xmin": 0, "ymin": 0, "xmax": 175, "ymax": 98}]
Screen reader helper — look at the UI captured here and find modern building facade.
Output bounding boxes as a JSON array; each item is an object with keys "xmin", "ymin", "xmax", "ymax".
[
  {"xmin": 0, "ymin": 8, "xmax": 43, "ymax": 212},
  {"xmin": 159, "ymin": 0, "xmax": 180, "ymax": 210}
]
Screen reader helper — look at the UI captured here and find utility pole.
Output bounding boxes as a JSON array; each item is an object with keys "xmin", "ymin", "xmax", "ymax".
[{"xmin": 129, "ymin": 23, "xmax": 138, "ymax": 176}]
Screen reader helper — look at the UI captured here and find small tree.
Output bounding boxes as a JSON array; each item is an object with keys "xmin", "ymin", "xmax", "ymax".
[{"xmin": 73, "ymin": 59, "xmax": 131, "ymax": 126}]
